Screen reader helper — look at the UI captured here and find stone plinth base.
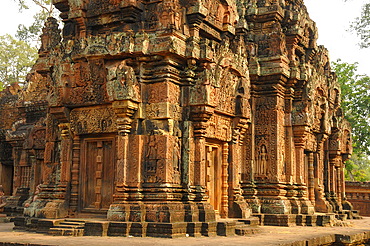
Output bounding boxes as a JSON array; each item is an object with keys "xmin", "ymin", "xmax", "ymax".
[
  {"xmin": 14, "ymin": 217, "xmax": 245, "ymax": 238},
  {"xmin": 24, "ymin": 200, "xmax": 68, "ymax": 219},
  {"xmin": 107, "ymin": 202, "xmax": 215, "ymax": 223},
  {"xmin": 255, "ymin": 213, "xmax": 337, "ymax": 226}
]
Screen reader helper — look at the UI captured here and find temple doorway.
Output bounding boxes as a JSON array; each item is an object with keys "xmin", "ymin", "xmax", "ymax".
[
  {"xmin": 80, "ymin": 136, "xmax": 115, "ymax": 212},
  {"xmin": 0, "ymin": 163, "xmax": 13, "ymax": 195},
  {"xmin": 205, "ymin": 143, "xmax": 223, "ymax": 216}
]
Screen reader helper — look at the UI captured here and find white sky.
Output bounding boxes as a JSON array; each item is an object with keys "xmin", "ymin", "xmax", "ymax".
[
  {"xmin": 305, "ymin": 0, "xmax": 370, "ymax": 76},
  {"xmin": 0, "ymin": 0, "xmax": 369, "ymax": 75}
]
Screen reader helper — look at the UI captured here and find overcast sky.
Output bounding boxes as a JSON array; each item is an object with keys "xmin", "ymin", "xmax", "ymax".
[{"xmin": 0, "ymin": 0, "xmax": 369, "ymax": 75}]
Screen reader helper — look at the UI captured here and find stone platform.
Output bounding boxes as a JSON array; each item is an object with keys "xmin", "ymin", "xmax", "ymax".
[
  {"xmin": 2, "ymin": 217, "xmax": 370, "ymax": 245},
  {"xmin": 11, "ymin": 211, "xmax": 363, "ymax": 239},
  {"xmin": 13, "ymin": 217, "xmax": 261, "ymax": 238}
]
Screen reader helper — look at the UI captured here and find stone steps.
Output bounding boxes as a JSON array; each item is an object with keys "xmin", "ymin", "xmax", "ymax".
[
  {"xmin": 49, "ymin": 228, "xmax": 85, "ymax": 236},
  {"xmin": 234, "ymin": 217, "xmax": 261, "ymax": 236},
  {"xmin": 237, "ymin": 217, "xmax": 260, "ymax": 226},
  {"xmin": 48, "ymin": 219, "xmax": 86, "ymax": 236}
]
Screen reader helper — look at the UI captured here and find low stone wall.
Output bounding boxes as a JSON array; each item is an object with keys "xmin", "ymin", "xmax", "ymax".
[{"xmin": 345, "ymin": 181, "xmax": 370, "ymax": 216}]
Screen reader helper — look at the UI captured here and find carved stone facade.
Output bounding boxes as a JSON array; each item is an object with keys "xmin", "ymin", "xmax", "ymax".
[
  {"xmin": 0, "ymin": 0, "xmax": 356, "ymax": 234},
  {"xmin": 346, "ymin": 182, "xmax": 370, "ymax": 217}
]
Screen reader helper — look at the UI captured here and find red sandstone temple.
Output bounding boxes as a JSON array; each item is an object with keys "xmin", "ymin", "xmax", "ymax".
[{"xmin": 0, "ymin": 0, "xmax": 358, "ymax": 236}]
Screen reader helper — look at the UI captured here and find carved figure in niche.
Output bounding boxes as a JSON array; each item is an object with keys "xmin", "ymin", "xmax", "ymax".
[
  {"xmin": 158, "ymin": 0, "xmax": 182, "ymax": 31},
  {"xmin": 257, "ymin": 144, "xmax": 268, "ymax": 175},
  {"xmin": 106, "ymin": 60, "xmax": 140, "ymax": 102},
  {"xmin": 172, "ymin": 140, "xmax": 181, "ymax": 184},
  {"xmin": 145, "ymin": 136, "xmax": 157, "ymax": 182},
  {"xmin": 101, "ymin": 119, "xmax": 112, "ymax": 132}
]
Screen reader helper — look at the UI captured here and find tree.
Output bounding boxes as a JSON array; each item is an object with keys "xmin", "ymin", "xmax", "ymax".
[
  {"xmin": 0, "ymin": 34, "xmax": 38, "ymax": 88},
  {"xmin": 351, "ymin": 2, "xmax": 370, "ymax": 48},
  {"xmin": 344, "ymin": 153, "xmax": 370, "ymax": 182},
  {"xmin": 14, "ymin": 0, "xmax": 55, "ymax": 44},
  {"xmin": 332, "ymin": 59, "xmax": 370, "ymax": 181}
]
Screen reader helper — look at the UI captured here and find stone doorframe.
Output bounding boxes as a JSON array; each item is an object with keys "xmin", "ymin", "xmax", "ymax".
[
  {"xmin": 205, "ymin": 140, "xmax": 229, "ymax": 218},
  {"xmin": 69, "ymin": 134, "xmax": 116, "ymax": 215},
  {"xmin": 79, "ymin": 136, "xmax": 116, "ymax": 212}
]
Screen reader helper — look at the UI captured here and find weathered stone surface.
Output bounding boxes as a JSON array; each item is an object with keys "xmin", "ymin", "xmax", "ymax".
[
  {"xmin": 345, "ymin": 181, "xmax": 370, "ymax": 217},
  {"xmin": 0, "ymin": 0, "xmax": 356, "ymax": 236}
]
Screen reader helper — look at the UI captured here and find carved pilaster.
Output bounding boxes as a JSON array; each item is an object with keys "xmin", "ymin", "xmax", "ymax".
[
  {"xmin": 112, "ymin": 100, "xmax": 139, "ymax": 199},
  {"xmin": 112, "ymin": 100, "xmax": 139, "ymax": 136},
  {"xmin": 221, "ymin": 142, "xmax": 229, "ymax": 218},
  {"xmin": 58, "ymin": 123, "xmax": 72, "ymax": 184},
  {"xmin": 69, "ymin": 135, "xmax": 80, "ymax": 214},
  {"xmin": 307, "ymin": 152, "xmax": 315, "ymax": 206},
  {"xmin": 190, "ymin": 105, "xmax": 214, "ymax": 201},
  {"xmin": 293, "ymin": 125, "xmax": 309, "ymax": 184}
]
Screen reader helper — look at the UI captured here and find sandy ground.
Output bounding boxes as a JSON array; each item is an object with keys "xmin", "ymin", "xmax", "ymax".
[{"xmin": 0, "ymin": 217, "xmax": 370, "ymax": 246}]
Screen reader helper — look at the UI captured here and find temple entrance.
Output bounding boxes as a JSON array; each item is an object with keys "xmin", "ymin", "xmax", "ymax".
[
  {"xmin": 80, "ymin": 136, "xmax": 115, "ymax": 212},
  {"xmin": 205, "ymin": 143, "xmax": 223, "ymax": 216},
  {"xmin": 0, "ymin": 163, "xmax": 13, "ymax": 195}
]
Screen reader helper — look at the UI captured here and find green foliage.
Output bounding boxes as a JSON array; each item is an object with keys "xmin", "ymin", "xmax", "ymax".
[
  {"xmin": 0, "ymin": 34, "xmax": 38, "ymax": 87},
  {"xmin": 332, "ymin": 60, "xmax": 370, "ymax": 155},
  {"xmin": 14, "ymin": 0, "xmax": 55, "ymax": 44},
  {"xmin": 351, "ymin": 3, "xmax": 370, "ymax": 48},
  {"xmin": 17, "ymin": 11, "xmax": 48, "ymax": 43},
  {"xmin": 344, "ymin": 153, "xmax": 370, "ymax": 181},
  {"xmin": 332, "ymin": 60, "xmax": 370, "ymax": 181}
]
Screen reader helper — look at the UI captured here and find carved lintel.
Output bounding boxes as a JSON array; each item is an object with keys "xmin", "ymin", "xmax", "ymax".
[{"xmin": 112, "ymin": 100, "xmax": 139, "ymax": 136}]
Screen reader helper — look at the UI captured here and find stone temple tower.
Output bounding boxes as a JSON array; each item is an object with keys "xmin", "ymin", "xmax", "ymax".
[{"xmin": 0, "ymin": 0, "xmax": 356, "ymax": 237}]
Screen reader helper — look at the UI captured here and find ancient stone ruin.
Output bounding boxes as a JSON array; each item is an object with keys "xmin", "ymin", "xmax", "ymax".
[
  {"xmin": 346, "ymin": 182, "xmax": 370, "ymax": 217},
  {"xmin": 0, "ymin": 0, "xmax": 358, "ymax": 237}
]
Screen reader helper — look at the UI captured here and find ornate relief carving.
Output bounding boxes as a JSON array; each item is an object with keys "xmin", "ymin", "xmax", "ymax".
[
  {"xmin": 157, "ymin": 0, "xmax": 183, "ymax": 31},
  {"xmin": 70, "ymin": 107, "xmax": 117, "ymax": 135},
  {"xmin": 206, "ymin": 114, "xmax": 232, "ymax": 142},
  {"xmin": 106, "ymin": 60, "xmax": 141, "ymax": 102}
]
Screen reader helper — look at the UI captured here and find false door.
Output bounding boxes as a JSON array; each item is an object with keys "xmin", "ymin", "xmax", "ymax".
[
  {"xmin": 205, "ymin": 143, "xmax": 222, "ymax": 215},
  {"xmin": 80, "ymin": 137, "xmax": 115, "ymax": 211}
]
